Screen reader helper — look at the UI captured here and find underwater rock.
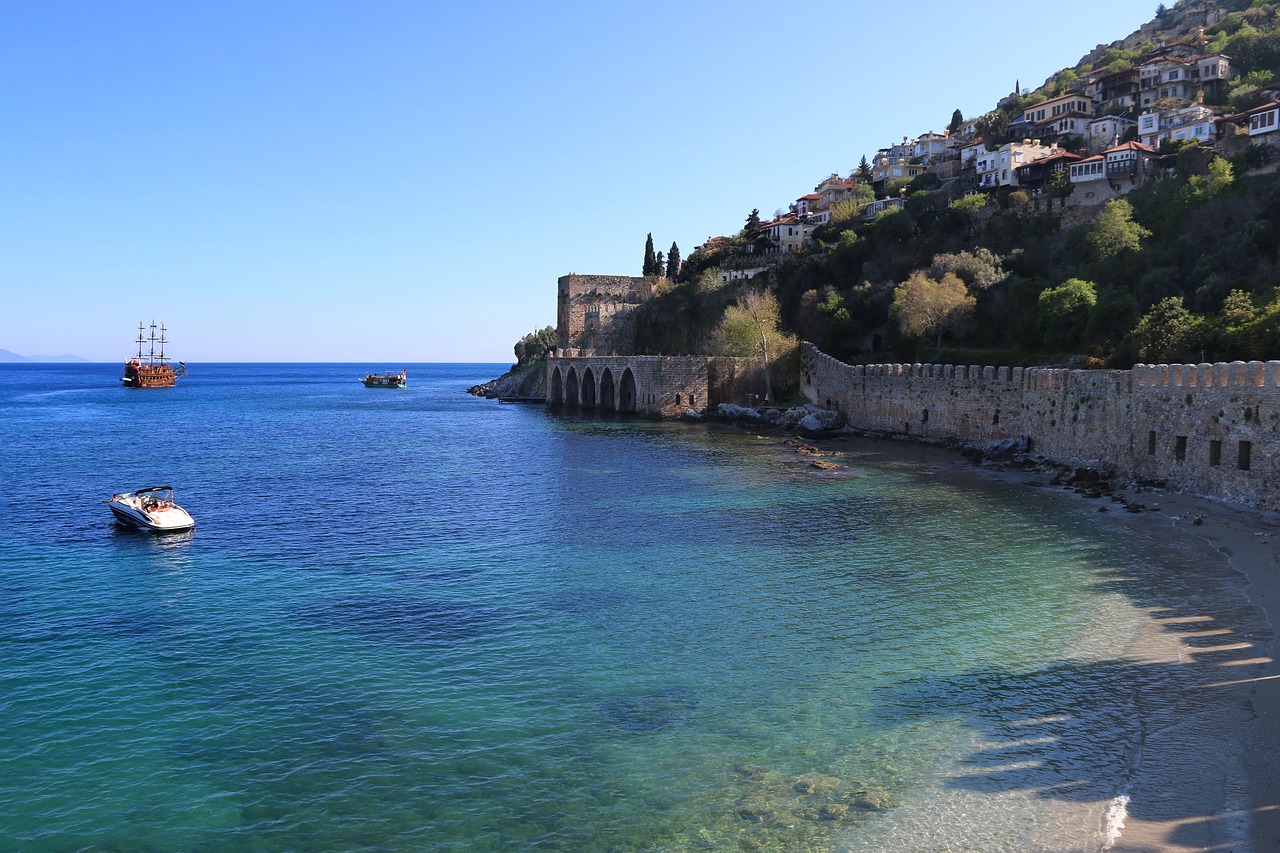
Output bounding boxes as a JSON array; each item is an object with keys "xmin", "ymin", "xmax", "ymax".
[
  {"xmin": 792, "ymin": 773, "xmax": 842, "ymax": 795},
  {"xmin": 852, "ymin": 789, "xmax": 892, "ymax": 810},
  {"xmin": 600, "ymin": 687, "xmax": 697, "ymax": 732}
]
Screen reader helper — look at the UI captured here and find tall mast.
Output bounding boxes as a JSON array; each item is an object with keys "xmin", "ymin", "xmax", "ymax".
[
  {"xmin": 149, "ymin": 321, "xmax": 157, "ymax": 362},
  {"xmin": 158, "ymin": 322, "xmax": 168, "ymax": 363},
  {"xmin": 136, "ymin": 322, "xmax": 146, "ymax": 359}
]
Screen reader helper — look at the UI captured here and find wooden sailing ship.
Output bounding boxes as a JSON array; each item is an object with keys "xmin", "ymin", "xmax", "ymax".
[{"xmin": 122, "ymin": 321, "xmax": 187, "ymax": 388}]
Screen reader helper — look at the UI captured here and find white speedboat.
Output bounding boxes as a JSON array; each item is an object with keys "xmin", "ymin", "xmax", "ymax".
[{"xmin": 104, "ymin": 486, "xmax": 196, "ymax": 532}]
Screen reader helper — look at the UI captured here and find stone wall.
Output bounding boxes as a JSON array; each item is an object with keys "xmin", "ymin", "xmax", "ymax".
[
  {"xmin": 801, "ymin": 343, "xmax": 1280, "ymax": 511},
  {"xmin": 547, "ymin": 354, "xmax": 768, "ymax": 418},
  {"xmin": 556, "ymin": 274, "xmax": 656, "ymax": 356}
]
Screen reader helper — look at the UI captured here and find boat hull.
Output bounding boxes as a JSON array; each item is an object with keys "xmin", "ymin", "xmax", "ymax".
[
  {"xmin": 360, "ymin": 370, "xmax": 407, "ymax": 388},
  {"xmin": 107, "ymin": 500, "xmax": 195, "ymax": 532}
]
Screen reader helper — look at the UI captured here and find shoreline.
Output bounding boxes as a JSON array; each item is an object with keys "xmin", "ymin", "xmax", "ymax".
[
  {"xmin": 793, "ymin": 430, "xmax": 1279, "ymax": 852},
  {"xmin": 1103, "ymin": 488, "xmax": 1280, "ymax": 853}
]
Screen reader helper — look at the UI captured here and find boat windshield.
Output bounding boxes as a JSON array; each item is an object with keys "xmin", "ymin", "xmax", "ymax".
[{"xmin": 133, "ymin": 486, "xmax": 176, "ymax": 503}]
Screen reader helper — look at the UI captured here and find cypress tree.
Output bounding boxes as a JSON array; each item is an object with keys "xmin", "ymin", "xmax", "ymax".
[
  {"xmin": 654, "ymin": 251, "xmax": 665, "ymax": 277},
  {"xmin": 949, "ymin": 109, "xmax": 964, "ymax": 135},
  {"xmin": 643, "ymin": 232, "xmax": 657, "ymax": 276},
  {"xmin": 666, "ymin": 242, "xmax": 681, "ymax": 279},
  {"xmin": 857, "ymin": 156, "xmax": 873, "ymax": 183}
]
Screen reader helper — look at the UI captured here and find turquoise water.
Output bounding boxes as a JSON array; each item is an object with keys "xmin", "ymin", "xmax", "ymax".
[{"xmin": 0, "ymin": 363, "xmax": 1220, "ymax": 851}]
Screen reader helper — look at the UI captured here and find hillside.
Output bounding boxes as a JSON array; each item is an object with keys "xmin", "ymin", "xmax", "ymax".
[{"xmin": 632, "ymin": 0, "xmax": 1280, "ymax": 371}]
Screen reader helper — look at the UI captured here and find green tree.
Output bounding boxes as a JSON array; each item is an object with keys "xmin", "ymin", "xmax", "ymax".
[
  {"xmin": 950, "ymin": 193, "xmax": 991, "ymax": 237},
  {"xmin": 948, "ymin": 109, "xmax": 964, "ymax": 135},
  {"xmin": 892, "ymin": 271, "xmax": 976, "ymax": 349},
  {"xmin": 709, "ymin": 288, "xmax": 795, "ymax": 402},
  {"xmin": 1047, "ymin": 168, "xmax": 1074, "ymax": 205},
  {"xmin": 974, "ymin": 110, "xmax": 1009, "ymax": 143},
  {"xmin": 928, "ymin": 248, "xmax": 1005, "ymax": 291},
  {"xmin": 744, "ymin": 208, "xmax": 762, "ymax": 234},
  {"xmin": 643, "ymin": 232, "xmax": 658, "ymax": 276},
  {"xmin": 513, "ymin": 326, "xmax": 558, "ymax": 367},
  {"xmin": 1038, "ymin": 278, "xmax": 1098, "ymax": 350},
  {"xmin": 1088, "ymin": 199, "xmax": 1151, "ymax": 260},
  {"xmin": 666, "ymin": 242, "xmax": 681, "ymax": 279},
  {"xmin": 1132, "ymin": 296, "xmax": 1202, "ymax": 362},
  {"xmin": 856, "ymin": 156, "xmax": 873, "ymax": 183}
]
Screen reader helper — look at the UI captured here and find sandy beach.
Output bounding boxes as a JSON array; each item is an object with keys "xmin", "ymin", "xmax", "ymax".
[
  {"xmin": 944, "ymin": 450, "xmax": 1280, "ymax": 853},
  {"xmin": 780, "ymin": 429, "xmax": 1280, "ymax": 851},
  {"xmin": 1092, "ymin": 487, "xmax": 1280, "ymax": 853}
]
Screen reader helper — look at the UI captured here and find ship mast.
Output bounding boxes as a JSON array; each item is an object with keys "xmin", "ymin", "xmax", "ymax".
[
  {"xmin": 158, "ymin": 322, "xmax": 168, "ymax": 364},
  {"xmin": 136, "ymin": 322, "xmax": 146, "ymax": 360},
  {"xmin": 148, "ymin": 321, "xmax": 158, "ymax": 363}
]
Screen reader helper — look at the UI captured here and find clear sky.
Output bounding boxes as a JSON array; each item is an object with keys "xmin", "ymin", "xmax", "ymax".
[{"xmin": 1, "ymin": 0, "xmax": 1160, "ymax": 363}]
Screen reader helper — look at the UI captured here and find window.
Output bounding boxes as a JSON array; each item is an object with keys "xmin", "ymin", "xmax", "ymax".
[
  {"xmin": 1209, "ymin": 440, "xmax": 1222, "ymax": 467},
  {"xmin": 1239, "ymin": 440, "xmax": 1252, "ymax": 471},
  {"xmin": 1175, "ymin": 435, "xmax": 1187, "ymax": 461},
  {"xmin": 1148, "ymin": 430, "xmax": 1157, "ymax": 456}
]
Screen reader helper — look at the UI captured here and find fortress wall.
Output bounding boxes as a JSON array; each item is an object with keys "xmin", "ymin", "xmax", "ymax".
[
  {"xmin": 556, "ymin": 274, "xmax": 655, "ymax": 356},
  {"xmin": 802, "ymin": 344, "xmax": 1280, "ymax": 510},
  {"xmin": 547, "ymin": 354, "xmax": 769, "ymax": 418}
]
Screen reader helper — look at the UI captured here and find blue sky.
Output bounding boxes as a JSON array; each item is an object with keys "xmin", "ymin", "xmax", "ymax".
[{"xmin": 1, "ymin": 0, "xmax": 1160, "ymax": 362}]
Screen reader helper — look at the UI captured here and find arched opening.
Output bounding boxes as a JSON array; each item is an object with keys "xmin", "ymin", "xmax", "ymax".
[
  {"xmin": 581, "ymin": 367, "xmax": 597, "ymax": 409},
  {"xmin": 619, "ymin": 368, "xmax": 637, "ymax": 414},
  {"xmin": 550, "ymin": 368, "xmax": 564, "ymax": 406},
  {"xmin": 599, "ymin": 368, "xmax": 616, "ymax": 411},
  {"xmin": 566, "ymin": 367, "xmax": 580, "ymax": 407}
]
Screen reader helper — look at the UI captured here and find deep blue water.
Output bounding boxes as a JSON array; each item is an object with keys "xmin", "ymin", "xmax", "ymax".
[{"xmin": 0, "ymin": 363, "xmax": 1245, "ymax": 851}]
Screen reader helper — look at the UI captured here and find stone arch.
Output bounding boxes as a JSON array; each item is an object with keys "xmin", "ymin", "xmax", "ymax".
[
  {"xmin": 619, "ymin": 368, "xmax": 637, "ymax": 414},
  {"xmin": 550, "ymin": 367, "xmax": 564, "ymax": 405},
  {"xmin": 599, "ymin": 368, "xmax": 617, "ymax": 411},
  {"xmin": 581, "ymin": 367, "xmax": 597, "ymax": 408},
  {"xmin": 566, "ymin": 367, "xmax": 580, "ymax": 407}
]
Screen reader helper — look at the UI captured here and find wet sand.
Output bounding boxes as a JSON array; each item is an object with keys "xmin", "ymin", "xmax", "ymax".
[
  {"xmin": 1100, "ymin": 489, "xmax": 1280, "ymax": 853},
  {"xmin": 795, "ymin": 433, "xmax": 1280, "ymax": 851},
  {"xmin": 948, "ymin": 449, "xmax": 1280, "ymax": 853},
  {"xmin": 768, "ymin": 435, "xmax": 1280, "ymax": 845}
]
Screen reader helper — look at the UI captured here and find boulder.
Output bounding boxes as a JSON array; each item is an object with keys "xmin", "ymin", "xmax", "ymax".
[
  {"xmin": 717, "ymin": 403, "xmax": 771, "ymax": 425},
  {"xmin": 984, "ymin": 435, "xmax": 1031, "ymax": 456},
  {"xmin": 797, "ymin": 410, "xmax": 846, "ymax": 435},
  {"xmin": 770, "ymin": 406, "xmax": 805, "ymax": 426},
  {"xmin": 792, "ymin": 773, "xmax": 842, "ymax": 795},
  {"xmin": 680, "ymin": 408, "xmax": 704, "ymax": 422}
]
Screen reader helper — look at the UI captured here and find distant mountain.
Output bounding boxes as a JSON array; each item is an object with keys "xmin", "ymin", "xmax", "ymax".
[{"xmin": 0, "ymin": 349, "xmax": 88, "ymax": 363}]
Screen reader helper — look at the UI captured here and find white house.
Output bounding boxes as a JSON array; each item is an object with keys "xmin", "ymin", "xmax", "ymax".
[
  {"xmin": 1085, "ymin": 115, "xmax": 1137, "ymax": 152},
  {"xmin": 1137, "ymin": 104, "xmax": 1217, "ymax": 149},
  {"xmin": 976, "ymin": 140, "xmax": 1057, "ymax": 189}
]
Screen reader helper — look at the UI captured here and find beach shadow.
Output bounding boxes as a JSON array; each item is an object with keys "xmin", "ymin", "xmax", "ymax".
[{"xmin": 881, "ymin": 552, "xmax": 1276, "ymax": 848}]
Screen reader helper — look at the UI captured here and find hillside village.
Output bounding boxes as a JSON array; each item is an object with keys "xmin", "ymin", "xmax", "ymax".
[
  {"xmin": 481, "ymin": 0, "xmax": 1280, "ymax": 403},
  {"xmin": 699, "ymin": 11, "xmax": 1275, "ymax": 272}
]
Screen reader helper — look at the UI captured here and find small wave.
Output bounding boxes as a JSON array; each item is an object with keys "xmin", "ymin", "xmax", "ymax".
[{"xmin": 1101, "ymin": 793, "xmax": 1130, "ymax": 849}]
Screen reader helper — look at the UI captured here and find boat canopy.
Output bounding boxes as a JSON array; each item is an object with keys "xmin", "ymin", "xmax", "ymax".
[{"xmin": 134, "ymin": 485, "xmax": 175, "ymax": 494}]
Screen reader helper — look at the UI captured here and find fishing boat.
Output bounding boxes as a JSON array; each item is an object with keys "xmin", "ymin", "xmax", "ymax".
[
  {"xmin": 360, "ymin": 369, "xmax": 407, "ymax": 388},
  {"xmin": 122, "ymin": 321, "xmax": 187, "ymax": 388},
  {"xmin": 104, "ymin": 486, "xmax": 196, "ymax": 532}
]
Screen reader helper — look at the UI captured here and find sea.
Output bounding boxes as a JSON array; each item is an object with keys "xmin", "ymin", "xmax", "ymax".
[{"xmin": 0, "ymin": 362, "xmax": 1257, "ymax": 852}]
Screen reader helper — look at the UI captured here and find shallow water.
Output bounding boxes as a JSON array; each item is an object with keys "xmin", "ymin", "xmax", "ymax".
[{"xmin": 0, "ymin": 363, "xmax": 1254, "ymax": 851}]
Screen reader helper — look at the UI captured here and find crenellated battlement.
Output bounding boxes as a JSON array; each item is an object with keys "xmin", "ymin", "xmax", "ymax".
[
  {"xmin": 805, "ymin": 349, "xmax": 1280, "ymax": 392},
  {"xmin": 801, "ymin": 343, "xmax": 1280, "ymax": 511}
]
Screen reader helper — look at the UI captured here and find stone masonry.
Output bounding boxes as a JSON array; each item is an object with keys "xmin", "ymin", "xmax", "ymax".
[
  {"xmin": 801, "ymin": 343, "xmax": 1280, "ymax": 511},
  {"xmin": 546, "ymin": 354, "xmax": 768, "ymax": 418},
  {"xmin": 556, "ymin": 274, "xmax": 656, "ymax": 356}
]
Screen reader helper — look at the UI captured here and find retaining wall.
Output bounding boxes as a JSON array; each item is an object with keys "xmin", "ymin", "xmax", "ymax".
[{"xmin": 801, "ymin": 343, "xmax": 1280, "ymax": 510}]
